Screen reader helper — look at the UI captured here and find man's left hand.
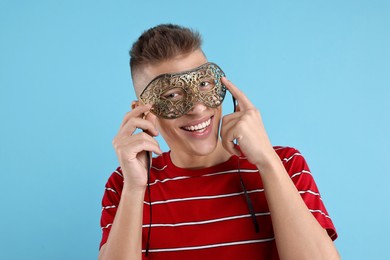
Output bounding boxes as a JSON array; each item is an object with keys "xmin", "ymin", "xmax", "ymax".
[{"xmin": 220, "ymin": 77, "xmax": 277, "ymax": 170}]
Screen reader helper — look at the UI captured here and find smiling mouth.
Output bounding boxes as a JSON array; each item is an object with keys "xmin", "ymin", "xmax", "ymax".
[{"xmin": 182, "ymin": 117, "xmax": 212, "ymax": 132}]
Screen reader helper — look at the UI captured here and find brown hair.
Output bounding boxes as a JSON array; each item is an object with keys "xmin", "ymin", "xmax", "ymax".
[{"xmin": 129, "ymin": 24, "xmax": 203, "ymax": 77}]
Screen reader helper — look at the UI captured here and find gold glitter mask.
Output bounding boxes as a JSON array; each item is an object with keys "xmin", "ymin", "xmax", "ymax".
[{"xmin": 140, "ymin": 62, "xmax": 226, "ymax": 119}]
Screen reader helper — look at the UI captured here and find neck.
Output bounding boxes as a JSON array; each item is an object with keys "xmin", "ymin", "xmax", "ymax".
[{"xmin": 170, "ymin": 141, "xmax": 231, "ymax": 169}]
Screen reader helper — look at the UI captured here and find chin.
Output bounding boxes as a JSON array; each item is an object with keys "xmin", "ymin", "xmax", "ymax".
[
  {"xmin": 192, "ymin": 147, "xmax": 216, "ymax": 157},
  {"xmin": 187, "ymin": 138, "xmax": 219, "ymax": 157}
]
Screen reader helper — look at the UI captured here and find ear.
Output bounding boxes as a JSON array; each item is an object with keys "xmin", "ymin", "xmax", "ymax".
[{"xmin": 131, "ymin": 100, "xmax": 140, "ymax": 110}]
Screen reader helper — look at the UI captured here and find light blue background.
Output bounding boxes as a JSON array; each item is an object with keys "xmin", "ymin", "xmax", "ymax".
[{"xmin": 1, "ymin": 0, "xmax": 389, "ymax": 259}]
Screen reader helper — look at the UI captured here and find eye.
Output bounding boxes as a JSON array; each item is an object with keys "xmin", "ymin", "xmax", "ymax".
[
  {"xmin": 199, "ymin": 79, "xmax": 214, "ymax": 91},
  {"xmin": 200, "ymin": 81, "xmax": 209, "ymax": 88},
  {"xmin": 161, "ymin": 88, "xmax": 185, "ymax": 101},
  {"xmin": 165, "ymin": 92, "xmax": 179, "ymax": 99}
]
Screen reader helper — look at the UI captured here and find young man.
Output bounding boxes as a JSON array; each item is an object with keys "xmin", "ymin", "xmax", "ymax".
[{"xmin": 99, "ymin": 24, "xmax": 339, "ymax": 259}]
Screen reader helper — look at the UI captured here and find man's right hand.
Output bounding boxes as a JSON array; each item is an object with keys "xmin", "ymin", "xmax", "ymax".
[{"xmin": 112, "ymin": 104, "xmax": 162, "ymax": 190}]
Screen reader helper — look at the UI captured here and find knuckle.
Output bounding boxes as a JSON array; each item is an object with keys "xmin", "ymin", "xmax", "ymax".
[
  {"xmin": 127, "ymin": 118, "xmax": 136, "ymax": 127},
  {"xmin": 247, "ymin": 109, "xmax": 257, "ymax": 117},
  {"xmin": 236, "ymin": 120, "xmax": 245, "ymax": 129},
  {"xmin": 140, "ymin": 132, "xmax": 149, "ymax": 139},
  {"xmin": 136, "ymin": 136, "xmax": 149, "ymax": 146},
  {"xmin": 137, "ymin": 140, "xmax": 146, "ymax": 147},
  {"xmin": 221, "ymin": 116, "xmax": 228, "ymax": 124},
  {"xmin": 112, "ymin": 138, "xmax": 119, "ymax": 147},
  {"xmin": 113, "ymin": 141, "xmax": 124, "ymax": 151}
]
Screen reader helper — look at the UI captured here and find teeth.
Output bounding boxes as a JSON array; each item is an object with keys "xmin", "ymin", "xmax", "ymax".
[{"xmin": 184, "ymin": 118, "xmax": 211, "ymax": 132}]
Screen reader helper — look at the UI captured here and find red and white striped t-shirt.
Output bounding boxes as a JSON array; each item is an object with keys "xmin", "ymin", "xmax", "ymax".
[{"xmin": 100, "ymin": 146, "xmax": 337, "ymax": 259}]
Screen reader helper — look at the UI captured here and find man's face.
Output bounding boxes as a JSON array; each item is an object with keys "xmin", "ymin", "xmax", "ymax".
[{"xmin": 135, "ymin": 50, "xmax": 224, "ymax": 159}]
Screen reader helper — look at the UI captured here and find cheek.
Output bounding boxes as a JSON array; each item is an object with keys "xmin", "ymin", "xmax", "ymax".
[{"xmin": 156, "ymin": 120, "xmax": 178, "ymax": 140}]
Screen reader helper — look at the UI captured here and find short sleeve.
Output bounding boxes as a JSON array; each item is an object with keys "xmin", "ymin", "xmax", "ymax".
[
  {"xmin": 276, "ymin": 147, "xmax": 338, "ymax": 241},
  {"xmin": 99, "ymin": 167, "xmax": 124, "ymax": 249}
]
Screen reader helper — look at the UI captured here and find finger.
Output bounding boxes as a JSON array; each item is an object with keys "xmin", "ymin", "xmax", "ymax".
[
  {"xmin": 119, "ymin": 117, "xmax": 154, "ymax": 136},
  {"xmin": 221, "ymin": 131, "xmax": 241, "ymax": 157},
  {"xmin": 220, "ymin": 118, "xmax": 241, "ymax": 157},
  {"xmin": 119, "ymin": 117, "xmax": 159, "ymax": 137},
  {"xmin": 119, "ymin": 104, "xmax": 158, "ymax": 136},
  {"xmin": 123, "ymin": 140, "xmax": 162, "ymax": 158},
  {"xmin": 116, "ymin": 132, "xmax": 162, "ymax": 156},
  {"xmin": 222, "ymin": 77, "xmax": 255, "ymax": 110},
  {"xmin": 222, "ymin": 110, "xmax": 244, "ymax": 126},
  {"xmin": 131, "ymin": 133, "xmax": 163, "ymax": 155},
  {"xmin": 120, "ymin": 104, "xmax": 152, "ymax": 128}
]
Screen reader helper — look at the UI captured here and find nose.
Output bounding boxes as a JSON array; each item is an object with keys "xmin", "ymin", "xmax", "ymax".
[{"xmin": 187, "ymin": 101, "xmax": 207, "ymax": 115}]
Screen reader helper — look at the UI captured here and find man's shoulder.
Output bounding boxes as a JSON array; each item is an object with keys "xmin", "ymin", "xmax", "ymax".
[{"xmin": 273, "ymin": 146, "xmax": 301, "ymax": 158}]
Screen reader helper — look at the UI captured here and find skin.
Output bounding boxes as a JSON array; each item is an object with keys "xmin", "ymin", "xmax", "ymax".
[{"xmin": 99, "ymin": 50, "xmax": 340, "ymax": 260}]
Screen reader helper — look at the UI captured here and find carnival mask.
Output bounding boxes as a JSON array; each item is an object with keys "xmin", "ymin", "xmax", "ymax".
[{"xmin": 139, "ymin": 62, "xmax": 226, "ymax": 119}]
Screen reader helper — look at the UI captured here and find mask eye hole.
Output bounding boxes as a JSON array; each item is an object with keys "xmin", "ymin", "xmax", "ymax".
[
  {"xmin": 161, "ymin": 87, "xmax": 186, "ymax": 101},
  {"xmin": 198, "ymin": 78, "xmax": 215, "ymax": 91}
]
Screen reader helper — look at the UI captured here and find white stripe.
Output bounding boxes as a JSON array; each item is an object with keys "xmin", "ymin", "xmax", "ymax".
[
  {"xmin": 105, "ymin": 187, "xmax": 117, "ymax": 193},
  {"xmin": 149, "ymin": 176, "xmax": 191, "ymax": 186},
  {"xmin": 114, "ymin": 170, "xmax": 123, "ymax": 178},
  {"xmin": 144, "ymin": 189, "xmax": 264, "ymax": 205},
  {"xmin": 203, "ymin": 169, "xmax": 258, "ymax": 177},
  {"xmin": 142, "ymin": 238, "xmax": 275, "ymax": 253},
  {"xmin": 149, "ymin": 169, "xmax": 258, "ymax": 186},
  {"xmin": 299, "ymin": 190, "xmax": 320, "ymax": 196},
  {"xmin": 102, "ymin": 205, "xmax": 116, "ymax": 211},
  {"xmin": 142, "ymin": 212, "xmax": 270, "ymax": 228},
  {"xmin": 309, "ymin": 209, "xmax": 330, "ymax": 218},
  {"xmin": 101, "ymin": 223, "xmax": 112, "ymax": 229},
  {"xmin": 291, "ymin": 170, "xmax": 312, "ymax": 179},
  {"xmin": 282, "ymin": 153, "xmax": 302, "ymax": 163},
  {"xmin": 151, "ymin": 165, "xmax": 167, "ymax": 171}
]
